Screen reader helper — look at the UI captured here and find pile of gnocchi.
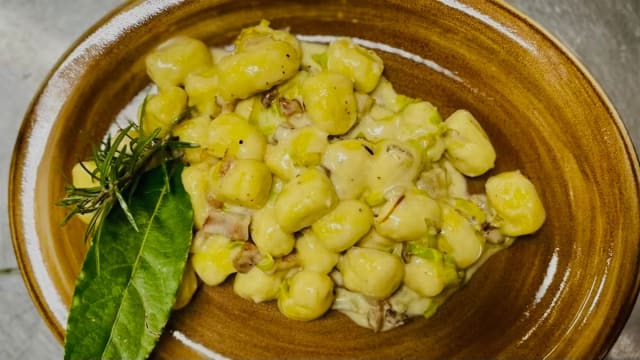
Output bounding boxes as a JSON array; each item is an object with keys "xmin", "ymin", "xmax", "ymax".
[{"xmin": 94, "ymin": 20, "xmax": 547, "ymax": 330}]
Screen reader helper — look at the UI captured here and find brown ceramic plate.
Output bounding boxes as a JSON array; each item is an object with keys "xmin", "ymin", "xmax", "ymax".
[{"xmin": 9, "ymin": 0, "xmax": 640, "ymax": 359}]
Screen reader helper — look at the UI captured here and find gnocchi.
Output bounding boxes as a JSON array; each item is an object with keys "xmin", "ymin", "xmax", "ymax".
[
  {"xmin": 485, "ymin": 170, "xmax": 546, "ymax": 236},
  {"xmin": 145, "ymin": 36, "xmax": 213, "ymax": 90},
  {"xmin": 295, "ymin": 231, "xmax": 340, "ymax": 274},
  {"xmin": 275, "ymin": 168, "xmax": 338, "ymax": 232},
  {"xmin": 234, "ymin": 267, "xmax": 283, "ymax": 303},
  {"xmin": 312, "ymin": 199, "xmax": 373, "ymax": 252},
  {"xmin": 142, "ymin": 86, "xmax": 187, "ymax": 137},
  {"xmin": 71, "ymin": 161, "xmax": 99, "ymax": 224},
  {"xmin": 302, "ymin": 71, "xmax": 357, "ymax": 135},
  {"xmin": 326, "ymin": 38, "xmax": 384, "ymax": 93},
  {"xmin": 338, "ymin": 247, "xmax": 404, "ymax": 299},
  {"xmin": 277, "ymin": 271, "xmax": 334, "ymax": 321},
  {"xmin": 130, "ymin": 21, "xmax": 547, "ymax": 331}
]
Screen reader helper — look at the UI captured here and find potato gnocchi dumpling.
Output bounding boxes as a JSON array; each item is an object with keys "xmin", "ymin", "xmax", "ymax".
[
  {"xmin": 71, "ymin": 161, "xmax": 99, "ymax": 224},
  {"xmin": 403, "ymin": 251, "xmax": 459, "ymax": 298},
  {"xmin": 321, "ymin": 139, "xmax": 371, "ymax": 200},
  {"xmin": 133, "ymin": 21, "xmax": 546, "ymax": 331},
  {"xmin": 143, "ymin": 86, "xmax": 188, "ymax": 137},
  {"xmin": 338, "ymin": 247, "xmax": 404, "ymax": 299},
  {"xmin": 375, "ymin": 189, "xmax": 441, "ymax": 242},
  {"xmin": 302, "ymin": 71, "xmax": 358, "ymax": 135},
  {"xmin": 295, "ymin": 231, "xmax": 340, "ymax": 274},
  {"xmin": 184, "ymin": 68, "xmax": 220, "ymax": 117},
  {"xmin": 234, "ymin": 267, "xmax": 283, "ymax": 303},
  {"xmin": 173, "ymin": 262, "xmax": 199, "ymax": 310},
  {"xmin": 312, "ymin": 199, "xmax": 373, "ymax": 252},
  {"xmin": 277, "ymin": 270, "xmax": 334, "ymax": 321},
  {"xmin": 180, "ymin": 162, "xmax": 212, "ymax": 229},
  {"xmin": 326, "ymin": 38, "xmax": 384, "ymax": 93},
  {"xmin": 251, "ymin": 205, "xmax": 295, "ymax": 257},
  {"xmin": 214, "ymin": 159, "xmax": 272, "ymax": 209},
  {"xmin": 216, "ymin": 21, "xmax": 301, "ymax": 100},
  {"xmin": 172, "ymin": 116, "xmax": 211, "ymax": 164},
  {"xmin": 191, "ymin": 236, "xmax": 242, "ymax": 286},
  {"xmin": 364, "ymin": 140, "xmax": 422, "ymax": 206},
  {"xmin": 438, "ymin": 204, "xmax": 486, "ymax": 269},
  {"xmin": 485, "ymin": 170, "xmax": 546, "ymax": 236},
  {"xmin": 444, "ymin": 110, "xmax": 496, "ymax": 177},
  {"xmin": 275, "ymin": 168, "xmax": 338, "ymax": 232},
  {"xmin": 206, "ymin": 113, "xmax": 266, "ymax": 160},
  {"xmin": 145, "ymin": 36, "xmax": 213, "ymax": 90}
]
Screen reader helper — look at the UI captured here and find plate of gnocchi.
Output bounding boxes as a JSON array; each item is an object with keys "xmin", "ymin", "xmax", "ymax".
[{"xmin": 10, "ymin": 1, "xmax": 640, "ymax": 359}]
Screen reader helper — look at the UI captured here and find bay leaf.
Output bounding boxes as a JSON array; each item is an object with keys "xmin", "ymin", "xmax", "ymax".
[{"xmin": 64, "ymin": 162, "xmax": 193, "ymax": 360}]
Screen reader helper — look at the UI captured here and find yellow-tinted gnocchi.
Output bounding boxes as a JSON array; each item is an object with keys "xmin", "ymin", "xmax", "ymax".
[
  {"xmin": 277, "ymin": 271, "xmax": 334, "ymax": 321},
  {"xmin": 444, "ymin": 110, "xmax": 496, "ymax": 177},
  {"xmin": 485, "ymin": 171, "xmax": 546, "ymax": 236},
  {"xmin": 173, "ymin": 262, "xmax": 199, "ymax": 310},
  {"xmin": 145, "ymin": 36, "xmax": 213, "ymax": 90},
  {"xmin": 338, "ymin": 247, "xmax": 404, "ymax": 299},
  {"xmin": 214, "ymin": 159, "xmax": 272, "ymax": 209},
  {"xmin": 326, "ymin": 38, "xmax": 384, "ymax": 93},
  {"xmin": 180, "ymin": 162, "xmax": 211, "ymax": 229},
  {"xmin": 234, "ymin": 267, "xmax": 283, "ymax": 303},
  {"xmin": 295, "ymin": 231, "xmax": 339, "ymax": 274},
  {"xmin": 216, "ymin": 21, "xmax": 301, "ymax": 100},
  {"xmin": 321, "ymin": 140, "xmax": 371, "ymax": 200},
  {"xmin": 206, "ymin": 113, "xmax": 266, "ymax": 160},
  {"xmin": 312, "ymin": 200, "xmax": 373, "ymax": 252},
  {"xmin": 375, "ymin": 189, "xmax": 441, "ymax": 242},
  {"xmin": 191, "ymin": 236, "xmax": 241, "ymax": 286},
  {"xmin": 438, "ymin": 204, "xmax": 485, "ymax": 269},
  {"xmin": 302, "ymin": 71, "xmax": 357, "ymax": 135},
  {"xmin": 172, "ymin": 116, "xmax": 210, "ymax": 164},
  {"xmin": 71, "ymin": 161, "xmax": 99, "ymax": 224},
  {"xmin": 251, "ymin": 205, "xmax": 295, "ymax": 257},
  {"xmin": 132, "ymin": 21, "xmax": 546, "ymax": 330},
  {"xmin": 143, "ymin": 86, "xmax": 187, "ymax": 137},
  {"xmin": 275, "ymin": 168, "xmax": 338, "ymax": 232},
  {"xmin": 184, "ymin": 68, "xmax": 220, "ymax": 117},
  {"xmin": 364, "ymin": 140, "xmax": 422, "ymax": 205}
]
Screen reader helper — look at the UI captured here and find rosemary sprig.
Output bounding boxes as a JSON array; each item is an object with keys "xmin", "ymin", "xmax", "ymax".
[{"xmin": 57, "ymin": 102, "xmax": 196, "ymax": 242}]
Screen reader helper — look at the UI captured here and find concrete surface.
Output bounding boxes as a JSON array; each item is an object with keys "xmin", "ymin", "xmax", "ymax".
[{"xmin": 0, "ymin": 0, "xmax": 638, "ymax": 359}]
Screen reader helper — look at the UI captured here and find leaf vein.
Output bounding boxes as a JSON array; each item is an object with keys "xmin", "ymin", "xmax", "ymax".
[{"xmin": 100, "ymin": 182, "xmax": 169, "ymax": 356}]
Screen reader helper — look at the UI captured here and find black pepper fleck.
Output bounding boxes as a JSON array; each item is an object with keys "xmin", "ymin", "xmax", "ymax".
[{"xmin": 364, "ymin": 145, "xmax": 374, "ymax": 155}]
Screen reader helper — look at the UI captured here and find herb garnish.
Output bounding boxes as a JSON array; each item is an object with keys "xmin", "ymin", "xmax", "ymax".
[
  {"xmin": 63, "ymin": 162, "xmax": 193, "ymax": 360},
  {"xmin": 58, "ymin": 99, "xmax": 197, "ymax": 360},
  {"xmin": 57, "ymin": 102, "xmax": 194, "ymax": 243}
]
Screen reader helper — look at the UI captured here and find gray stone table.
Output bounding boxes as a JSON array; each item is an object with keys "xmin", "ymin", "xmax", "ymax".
[{"xmin": 1, "ymin": 0, "xmax": 638, "ymax": 359}]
